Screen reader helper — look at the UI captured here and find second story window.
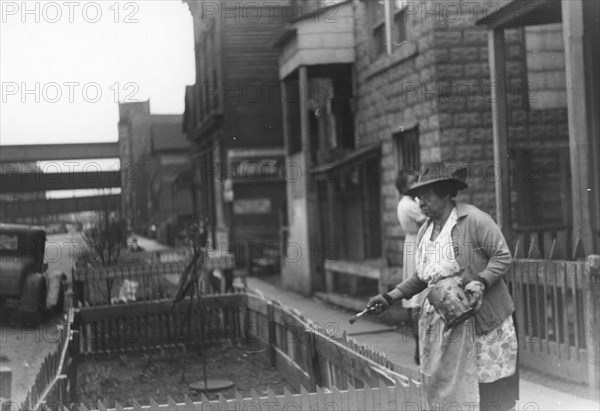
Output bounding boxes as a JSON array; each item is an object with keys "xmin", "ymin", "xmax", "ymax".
[
  {"xmin": 367, "ymin": 0, "xmax": 412, "ymax": 60},
  {"xmin": 367, "ymin": 0, "xmax": 386, "ymax": 58},
  {"xmin": 393, "ymin": 0, "xmax": 410, "ymax": 46}
]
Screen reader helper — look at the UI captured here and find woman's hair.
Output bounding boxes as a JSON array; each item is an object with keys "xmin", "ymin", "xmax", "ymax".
[{"xmin": 430, "ymin": 180, "xmax": 458, "ymax": 199}]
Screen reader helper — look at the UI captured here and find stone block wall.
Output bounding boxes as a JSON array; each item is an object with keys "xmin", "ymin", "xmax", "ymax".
[
  {"xmin": 353, "ymin": 0, "xmax": 440, "ymax": 267},
  {"xmin": 352, "ymin": 0, "xmax": 570, "ymax": 269}
]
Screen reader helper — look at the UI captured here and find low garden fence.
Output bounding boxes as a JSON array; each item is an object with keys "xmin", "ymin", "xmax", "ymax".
[
  {"xmin": 73, "ymin": 262, "xmax": 188, "ymax": 306},
  {"xmin": 21, "ymin": 309, "xmax": 76, "ymax": 411},
  {"xmin": 62, "ymin": 291, "xmax": 423, "ymax": 410},
  {"xmin": 141, "ymin": 247, "xmax": 194, "ymax": 264},
  {"xmin": 507, "ymin": 253, "xmax": 600, "ymax": 395},
  {"xmin": 72, "ymin": 253, "xmax": 236, "ymax": 307},
  {"xmin": 32, "ymin": 243, "xmax": 600, "ymax": 409}
]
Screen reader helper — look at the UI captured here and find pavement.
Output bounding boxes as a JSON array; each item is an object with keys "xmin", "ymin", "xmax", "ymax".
[{"xmin": 245, "ymin": 275, "xmax": 600, "ymax": 411}]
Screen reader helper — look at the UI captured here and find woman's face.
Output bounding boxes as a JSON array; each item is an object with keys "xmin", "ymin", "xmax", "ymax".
[{"xmin": 416, "ymin": 187, "xmax": 449, "ymax": 219}]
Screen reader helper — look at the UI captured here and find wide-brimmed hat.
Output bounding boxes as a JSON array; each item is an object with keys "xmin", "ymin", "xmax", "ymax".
[{"xmin": 405, "ymin": 162, "xmax": 469, "ymax": 197}]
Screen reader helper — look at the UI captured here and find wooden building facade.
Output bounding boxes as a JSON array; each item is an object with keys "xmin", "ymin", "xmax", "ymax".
[
  {"xmin": 182, "ymin": 0, "xmax": 288, "ymax": 265},
  {"xmin": 274, "ymin": 0, "xmax": 361, "ymax": 295}
]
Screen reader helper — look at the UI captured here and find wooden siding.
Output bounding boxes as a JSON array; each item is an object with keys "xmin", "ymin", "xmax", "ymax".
[
  {"xmin": 278, "ymin": 2, "xmax": 355, "ymax": 79},
  {"xmin": 222, "ymin": 10, "xmax": 285, "ymax": 149}
]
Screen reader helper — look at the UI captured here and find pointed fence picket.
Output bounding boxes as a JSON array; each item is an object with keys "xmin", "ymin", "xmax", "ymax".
[{"xmin": 86, "ymin": 383, "xmax": 422, "ymax": 411}]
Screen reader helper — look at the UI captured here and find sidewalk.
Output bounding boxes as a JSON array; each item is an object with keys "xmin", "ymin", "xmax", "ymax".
[{"xmin": 246, "ymin": 275, "xmax": 600, "ymax": 411}]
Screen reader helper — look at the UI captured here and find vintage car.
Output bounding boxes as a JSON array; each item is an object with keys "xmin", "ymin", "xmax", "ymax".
[{"xmin": 0, "ymin": 223, "xmax": 65, "ymax": 323}]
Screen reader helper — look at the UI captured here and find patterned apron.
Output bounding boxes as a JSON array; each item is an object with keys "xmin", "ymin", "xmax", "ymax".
[{"xmin": 416, "ymin": 209, "xmax": 480, "ymax": 409}]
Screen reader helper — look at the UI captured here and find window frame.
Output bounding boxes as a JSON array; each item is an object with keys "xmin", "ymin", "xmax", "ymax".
[
  {"xmin": 392, "ymin": 1, "xmax": 409, "ymax": 47},
  {"xmin": 366, "ymin": 0, "xmax": 412, "ymax": 60},
  {"xmin": 393, "ymin": 126, "xmax": 420, "ymax": 178},
  {"xmin": 367, "ymin": 0, "xmax": 387, "ymax": 59}
]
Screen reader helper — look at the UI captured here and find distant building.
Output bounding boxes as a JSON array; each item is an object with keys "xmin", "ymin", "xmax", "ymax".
[
  {"xmin": 118, "ymin": 101, "xmax": 192, "ymax": 238},
  {"xmin": 148, "ymin": 122, "xmax": 194, "ymax": 245}
]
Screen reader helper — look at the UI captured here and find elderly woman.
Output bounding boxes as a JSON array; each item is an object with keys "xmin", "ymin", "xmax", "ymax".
[{"xmin": 368, "ymin": 162, "xmax": 518, "ymax": 411}]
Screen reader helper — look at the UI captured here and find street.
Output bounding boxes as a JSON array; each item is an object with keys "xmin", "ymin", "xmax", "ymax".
[{"xmin": 0, "ymin": 232, "xmax": 80, "ymax": 405}]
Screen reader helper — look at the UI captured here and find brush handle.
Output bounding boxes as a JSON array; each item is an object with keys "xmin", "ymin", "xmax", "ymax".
[{"xmin": 349, "ymin": 305, "xmax": 378, "ymax": 324}]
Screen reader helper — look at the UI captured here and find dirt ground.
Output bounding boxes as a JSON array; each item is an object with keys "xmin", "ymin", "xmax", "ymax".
[{"xmin": 77, "ymin": 343, "xmax": 296, "ymax": 407}]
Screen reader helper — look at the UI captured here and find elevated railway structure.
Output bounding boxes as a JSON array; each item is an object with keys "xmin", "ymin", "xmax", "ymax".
[{"xmin": 0, "ymin": 143, "xmax": 121, "ymax": 220}]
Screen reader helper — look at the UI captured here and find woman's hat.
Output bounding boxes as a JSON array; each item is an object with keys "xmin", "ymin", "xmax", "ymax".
[{"xmin": 405, "ymin": 162, "xmax": 469, "ymax": 197}]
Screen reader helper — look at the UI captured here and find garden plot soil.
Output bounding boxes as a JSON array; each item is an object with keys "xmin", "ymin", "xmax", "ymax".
[{"xmin": 77, "ymin": 343, "xmax": 296, "ymax": 407}]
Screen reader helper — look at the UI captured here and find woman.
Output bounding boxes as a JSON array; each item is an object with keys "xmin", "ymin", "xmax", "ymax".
[{"xmin": 368, "ymin": 162, "xmax": 519, "ymax": 411}]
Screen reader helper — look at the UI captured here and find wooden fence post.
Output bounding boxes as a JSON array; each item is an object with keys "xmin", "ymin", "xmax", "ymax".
[
  {"xmin": 267, "ymin": 301, "xmax": 276, "ymax": 366},
  {"xmin": 585, "ymin": 255, "xmax": 600, "ymax": 400},
  {"xmin": 305, "ymin": 329, "xmax": 321, "ymax": 391},
  {"xmin": 69, "ymin": 311, "xmax": 81, "ymax": 404}
]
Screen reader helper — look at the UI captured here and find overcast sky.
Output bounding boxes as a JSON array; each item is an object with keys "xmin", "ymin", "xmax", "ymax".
[{"xmin": 0, "ymin": 0, "xmax": 195, "ymax": 146}]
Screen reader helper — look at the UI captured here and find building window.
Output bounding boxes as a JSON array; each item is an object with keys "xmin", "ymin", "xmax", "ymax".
[
  {"xmin": 393, "ymin": 0, "xmax": 410, "ymax": 46},
  {"xmin": 393, "ymin": 126, "xmax": 420, "ymax": 174},
  {"xmin": 367, "ymin": 0, "xmax": 411, "ymax": 59},
  {"xmin": 367, "ymin": 0, "xmax": 386, "ymax": 58}
]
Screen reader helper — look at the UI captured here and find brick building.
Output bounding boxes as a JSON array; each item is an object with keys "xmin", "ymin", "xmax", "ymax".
[
  {"xmin": 118, "ymin": 101, "xmax": 191, "ymax": 238},
  {"xmin": 148, "ymin": 122, "xmax": 193, "ymax": 245},
  {"xmin": 272, "ymin": 0, "xmax": 584, "ymax": 305},
  {"xmin": 360, "ymin": 0, "xmax": 578, "ymax": 298},
  {"xmin": 355, "ymin": 0, "xmax": 580, "ymax": 274}
]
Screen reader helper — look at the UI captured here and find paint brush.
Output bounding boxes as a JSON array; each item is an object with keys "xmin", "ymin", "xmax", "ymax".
[{"xmin": 349, "ymin": 305, "xmax": 379, "ymax": 324}]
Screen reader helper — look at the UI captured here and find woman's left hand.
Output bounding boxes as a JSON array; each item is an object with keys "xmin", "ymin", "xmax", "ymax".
[{"xmin": 464, "ymin": 280, "xmax": 485, "ymax": 312}]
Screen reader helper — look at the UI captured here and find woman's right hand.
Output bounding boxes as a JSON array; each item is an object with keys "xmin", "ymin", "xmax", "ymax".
[{"xmin": 367, "ymin": 294, "xmax": 392, "ymax": 314}]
